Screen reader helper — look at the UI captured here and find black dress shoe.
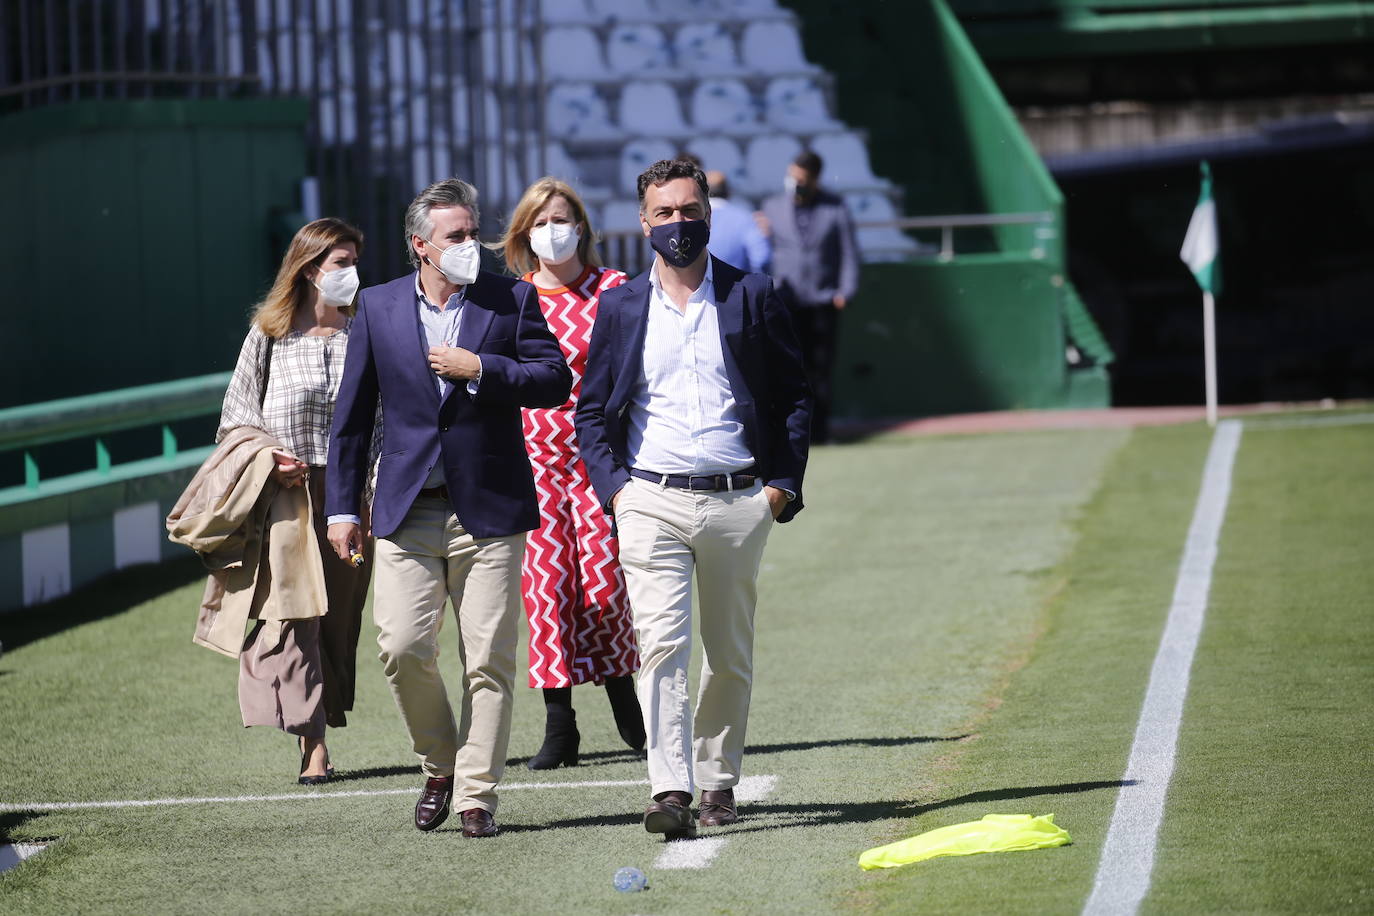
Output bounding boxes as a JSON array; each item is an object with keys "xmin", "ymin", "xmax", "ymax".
[
  {"xmin": 644, "ymin": 791, "xmax": 696, "ymax": 838},
  {"xmin": 297, "ymin": 773, "xmax": 329, "ymax": 786},
  {"xmin": 698, "ymin": 788, "xmax": 738, "ymax": 826},
  {"xmin": 415, "ymin": 776, "xmax": 454, "ymax": 832},
  {"xmin": 460, "ymin": 808, "xmax": 498, "ymax": 838}
]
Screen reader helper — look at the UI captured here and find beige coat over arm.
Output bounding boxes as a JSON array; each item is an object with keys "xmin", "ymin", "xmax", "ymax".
[{"xmin": 166, "ymin": 426, "xmax": 328, "ymax": 658}]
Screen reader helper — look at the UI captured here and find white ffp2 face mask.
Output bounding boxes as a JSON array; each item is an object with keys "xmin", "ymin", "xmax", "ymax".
[
  {"xmin": 428, "ymin": 238, "xmax": 481, "ymax": 285},
  {"xmin": 314, "ymin": 264, "xmax": 360, "ymax": 307},
  {"xmin": 529, "ymin": 222, "xmax": 580, "ymax": 266}
]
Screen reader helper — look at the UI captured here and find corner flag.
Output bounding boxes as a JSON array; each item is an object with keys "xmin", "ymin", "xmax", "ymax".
[{"xmin": 1179, "ymin": 161, "xmax": 1220, "ymax": 296}]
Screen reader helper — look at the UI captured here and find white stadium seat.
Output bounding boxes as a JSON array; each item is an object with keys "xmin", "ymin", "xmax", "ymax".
[
  {"xmin": 763, "ymin": 77, "xmax": 840, "ymax": 132},
  {"xmin": 685, "ymin": 135, "xmax": 747, "ymax": 190},
  {"xmin": 541, "ymin": 27, "xmax": 608, "ymax": 81},
  {"xmin": 546, "ymin": 83, "xmax": 622, "ymax": 140},
  {"xmin": 740, "ymin": 21, "xmax": 814, "ymax": 74},
  {"xmin": 588, "ymin": 0, "xmax": 657, "ymax": 23},
  {"xmin": 742, "ymin": 133, "xmax": 802, "ymax": 195},
  {"xmin": 619, "ymin": 137, "xmax": 679, "ymax": 194},
  {"xmin": 811, "ymin": 132, "xmax": 886, "ymax": 189},
  {"xmin": 689, "ymin": 78, "xmax": 757, "ymax": 133},
  {"xmin": 605, "ymin": 24, "xmax": 672, "ymax": 74},
  {"xmin": 618, "ymin": 81, "xmax": 689, "ymax": 135},
  {"xmin": 538, "ymin": 0, "xmax": 592, "ymax": 24},
  {"xmin": 600, "ymin": 199, "xmax": 645, "ymax": 233},
  {"xmin": 673, "ymin": 22, "xmax": 742, "ymax": 75},
  {"xmin": 845, "ymin": 191, "xmax": 923, "ymax": 260}
]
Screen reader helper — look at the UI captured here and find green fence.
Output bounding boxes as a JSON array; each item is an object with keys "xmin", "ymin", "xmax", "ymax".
[{"xmin": 0, "ymin": 374, "xmax": 229, "ymax": 612}]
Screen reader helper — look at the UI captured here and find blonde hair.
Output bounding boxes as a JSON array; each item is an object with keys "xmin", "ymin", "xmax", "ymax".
[
  {"xmin": 253, "ymin": 217, "xmax": 365, "ymax": 338},
  {"xmin": 499, "ymin": 178, "xmax": 602, "ymax": 278}
]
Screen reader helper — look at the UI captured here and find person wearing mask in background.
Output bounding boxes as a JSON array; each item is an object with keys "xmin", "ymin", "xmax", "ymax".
[
  {"xmin": 577, "ymin": 159, "xmax": 811, "ymax": 838},
  {"xmin": 497, "ymin": 177, "xmax": 645, "ymax": 770},
  {"xmin": 759, "ymin": 151, "xmax": 859, "ymax": 444},
  {"xmin": 704, "ymin": 170, "xmax": 771, "ymax": 274},
  {"xmin": 205, "ymin": 217, "xmax": 372, "ymax": 785},
  {"xmin": 325, "ymin": 178, "xmax": 572, "ymax": 837}
]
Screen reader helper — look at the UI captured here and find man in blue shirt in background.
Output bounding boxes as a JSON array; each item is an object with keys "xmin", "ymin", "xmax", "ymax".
[{"xmin": 705, "ymin": 170, "xmax": 771, "ymax": 275}]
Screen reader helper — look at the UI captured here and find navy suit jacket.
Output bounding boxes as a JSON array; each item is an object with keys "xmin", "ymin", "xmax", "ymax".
[
  {"xmin": 326, "ymin": 270, "xmax": 572, "ymax": 539},
  {"xmin": 575, "ymin": 256, "xmax": 811, "ymax": 524}
]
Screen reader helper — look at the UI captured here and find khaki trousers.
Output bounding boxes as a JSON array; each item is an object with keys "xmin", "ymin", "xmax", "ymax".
[
  {"xmin": 615, "ymin": 477, "xmax": 774, "ymax": 797},
  {"xmin": 373, "ymin": 496, "xmax": 524, "ymax": 814}
]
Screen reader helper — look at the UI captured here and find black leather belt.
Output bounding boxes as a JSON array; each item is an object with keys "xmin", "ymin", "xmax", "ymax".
[
  {"xmin": 629, "ymin": 468, "xmax": 759, "ymax": 492},
  {"xmin": 417, "ymin": 484, "xmax": 450, "ymax": 501}
]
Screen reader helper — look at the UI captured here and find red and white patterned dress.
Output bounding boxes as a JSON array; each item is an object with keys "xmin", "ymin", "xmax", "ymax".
[{"xmin": 522, "ymin": 265, "xmax": 640, "ymax": 688}]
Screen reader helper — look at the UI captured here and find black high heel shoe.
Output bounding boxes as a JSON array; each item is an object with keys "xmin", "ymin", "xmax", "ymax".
[{"xmin": 297, "ymin": 736, "xmax": 333, "ymax": 785}]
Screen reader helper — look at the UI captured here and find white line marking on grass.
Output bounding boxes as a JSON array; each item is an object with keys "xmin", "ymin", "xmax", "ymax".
[
  {"xmin": 653, "ymin": 774, "xmax": 779, "ymax": 871},
  {"xmin": 0, "ymin": 779, "xmax": 651, "ymax": 813},
  {"xmin": 1083, "ymin": 419, "xmax": 1243, "ymax": 916}
]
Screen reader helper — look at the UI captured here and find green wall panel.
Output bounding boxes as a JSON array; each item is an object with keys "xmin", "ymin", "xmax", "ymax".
[
  {"xmin": 0, "ymin": 99, "xmax": 308, "ymax": 408},
  {"xmin": 834, "ymin": 258, "xmax": 1079, "ymax": 419}
]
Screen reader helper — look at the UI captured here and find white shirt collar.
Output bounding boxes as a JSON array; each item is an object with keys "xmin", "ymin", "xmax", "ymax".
[
  {"xmin": 648, "ymin": 256, "xmax": 714, "ymax": 306},
  {"xmin": 414, "ymin": 272, "xmax": 465, "ymax": 313}
]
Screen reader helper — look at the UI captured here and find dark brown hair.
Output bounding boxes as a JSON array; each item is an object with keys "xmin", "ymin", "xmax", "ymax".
[{"xmin": 636, "ymin": 159, "xmax": 710, "ymax": 212}]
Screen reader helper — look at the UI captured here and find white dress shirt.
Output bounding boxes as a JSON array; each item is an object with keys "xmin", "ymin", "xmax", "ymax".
[{"xmin": 625, "ymin": 259, "xmax": 755, "ymax": 476}]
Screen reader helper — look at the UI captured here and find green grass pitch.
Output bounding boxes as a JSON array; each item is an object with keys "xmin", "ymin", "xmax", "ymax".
[{"xmin": 1, "ymin": 414, "xmax": 1370, "ymax": 914}]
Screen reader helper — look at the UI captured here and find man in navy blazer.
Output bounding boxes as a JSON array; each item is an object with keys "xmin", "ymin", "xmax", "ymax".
[
  {"xmin": 325, "ymin": 178, "xmax": 571, "ymax": 837},
  {"xmin": 576, "ymin": 159, "xmax": 811, "ymax": 838}
]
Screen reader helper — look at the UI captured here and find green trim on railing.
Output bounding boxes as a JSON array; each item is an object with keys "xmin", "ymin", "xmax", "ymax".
[{"xmin": 0, "ymin": 372, "xmax": 230, "ymax": 452}]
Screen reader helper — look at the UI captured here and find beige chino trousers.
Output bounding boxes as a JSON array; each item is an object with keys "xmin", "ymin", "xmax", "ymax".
[
  {"xmin": 372, "ymin": 495, "xmax": 524, "ymax": 814},
  {"xmin": 615, "ymin": 476, "xmax": 774, "ymax": 797}
]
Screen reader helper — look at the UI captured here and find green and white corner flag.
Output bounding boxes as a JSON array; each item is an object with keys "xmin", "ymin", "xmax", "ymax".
[{"xmin": 1180, "ymin": 160, "xmax": 1220, "ymax": 296}]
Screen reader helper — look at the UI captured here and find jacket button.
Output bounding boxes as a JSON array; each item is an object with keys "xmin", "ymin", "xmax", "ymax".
[{"xmin": 440, "ymin": 424, "xmax": 449, "ymax": 431}]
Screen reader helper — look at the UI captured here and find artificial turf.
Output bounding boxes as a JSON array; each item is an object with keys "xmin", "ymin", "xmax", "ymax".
[{"xmin": 2, "ymin": 415, "xmax": 1368, "ymax": 913}]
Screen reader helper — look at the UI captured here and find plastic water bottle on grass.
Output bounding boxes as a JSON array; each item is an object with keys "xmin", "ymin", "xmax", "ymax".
[{"xmin": 613, "ymin": 866, "xmax": 647, "ymax": 893}]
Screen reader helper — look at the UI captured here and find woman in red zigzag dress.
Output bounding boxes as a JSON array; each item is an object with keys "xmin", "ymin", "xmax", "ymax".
[{"xmin": 499, "ymin": 178, "xmax": 645, "ymax": 769}]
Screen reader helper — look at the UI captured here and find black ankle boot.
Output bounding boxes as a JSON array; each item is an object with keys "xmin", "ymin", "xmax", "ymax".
[
  {"xmin": 528, "ymin": 690, "xmax": 579, "ymax": 770},
  {"xmin": 605, "ymin": 675, "xmax": 646, "ymax": 752}
]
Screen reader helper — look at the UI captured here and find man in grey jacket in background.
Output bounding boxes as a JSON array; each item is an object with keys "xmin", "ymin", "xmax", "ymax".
[{"xmin": 760, "ymin": 150, "xmax": 860, "ymax": 444}]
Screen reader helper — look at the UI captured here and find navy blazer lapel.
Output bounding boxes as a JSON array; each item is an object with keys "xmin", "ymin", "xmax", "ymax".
[
  {"xmin": 387, "ymin": 273, "xmax": 440, "ymax": 405},
  {"xmin": 440, "ymin": 274, "xmax": 497, "ymax": 410},
  {"xmin": 453, "ymin": 274, "xmax": 496, "ymax": 353},
  {"xmin": 610, "ymin": 271, "xmax": 653, "ymax": 404},
  {"xmin": 711, "ymin": 257, "xmax": 748, "ymax": 379}
]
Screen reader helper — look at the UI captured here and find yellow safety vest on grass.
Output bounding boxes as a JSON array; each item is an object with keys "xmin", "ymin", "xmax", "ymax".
[{"xmin": 859, "ymin": 814, "xmax": 1070, "ymax": 870}]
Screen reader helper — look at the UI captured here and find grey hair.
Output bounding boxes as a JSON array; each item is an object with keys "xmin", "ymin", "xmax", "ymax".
[{"xmin": 403, "ymin": 178, "xmax": 481, "ymax": 268}]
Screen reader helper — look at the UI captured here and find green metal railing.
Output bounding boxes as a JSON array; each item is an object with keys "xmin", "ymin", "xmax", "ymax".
[{"xmin": 0, "ymin": 373, "xmax": 230, "ymax": 508}]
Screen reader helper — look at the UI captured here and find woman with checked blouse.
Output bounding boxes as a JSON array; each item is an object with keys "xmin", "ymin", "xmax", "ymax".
[
  {"xmin": 216, "ymin": 217, "xmax": 373, "ymax": 784},
  {"xmin": 499, "ymin": 179, "xmax": 645, "ymax": 769}
]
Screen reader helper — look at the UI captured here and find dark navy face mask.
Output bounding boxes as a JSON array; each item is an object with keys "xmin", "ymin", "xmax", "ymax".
[{"xmin": 648, "ymin": 218, "xmax": 710, "ymax": 268}]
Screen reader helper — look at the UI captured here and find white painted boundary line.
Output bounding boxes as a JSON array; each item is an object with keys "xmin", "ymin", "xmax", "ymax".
[
  {"xmin": 0, "ymin": 779, "xmax": 651, "ymax": 813},
  {"xmin": 1083, "ymin": 419, "xmax": 1243, "ymax": 916},
  {"xmin": 654, "ymin": 774, "xmax": 779, "ymax": 871}
]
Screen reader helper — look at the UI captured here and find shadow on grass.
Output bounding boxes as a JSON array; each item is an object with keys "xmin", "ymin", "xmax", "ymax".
[
  {"xmin": 330, "ymin": 765, "xmax": 419, "ymax": 782},
  {"xmin": 505, "ymin": 748, "xmax": 646, "ymax": 768},
  {"xmin": 507, "ymin": 779, "xmax": 1133, "ymax": 835},
  {"xmin": 0, "ymin": 811, "xmax": 56, "ymax": 844},
  {"xmin": 0, "ymin": 556, "xmax": 204, "ymax": 652},
  {"xmin": 745, "ymin": 735, "xmax": 968, "ymax": 755}
]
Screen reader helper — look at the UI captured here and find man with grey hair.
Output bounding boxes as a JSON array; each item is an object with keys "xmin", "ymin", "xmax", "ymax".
[{"xmin": 326, "ymin": 178, "xmax": 571, "ymax": 836}]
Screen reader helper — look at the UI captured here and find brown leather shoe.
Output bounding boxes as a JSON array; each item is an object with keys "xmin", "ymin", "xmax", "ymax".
[
  {"xmin": 414, "ymin": 776, "xmax": 454, "ymax": 832},
  {"xmin": 460, "ymin": 808, "xmax": 498, "ymax": 838},
  {"xmin": 644, "ymin": 791, "xmax": 696, "ymax": 838},
  {"xmin": 698, "ymin": 788, "xmax": 738, "ymax": 826}
]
